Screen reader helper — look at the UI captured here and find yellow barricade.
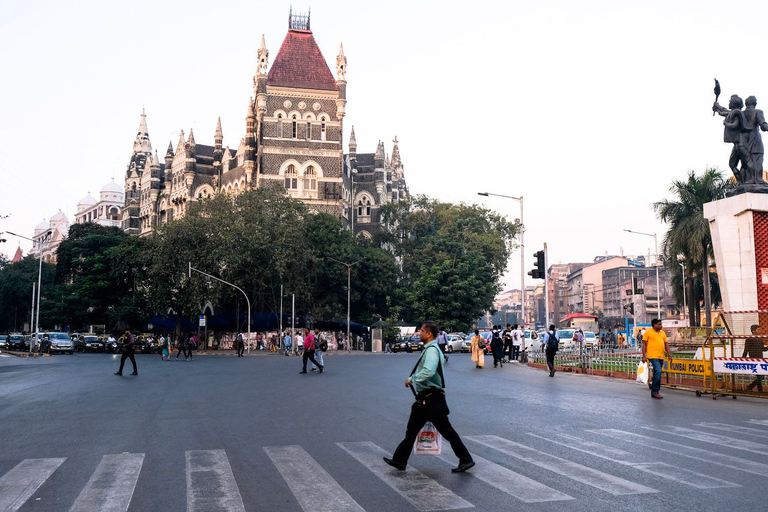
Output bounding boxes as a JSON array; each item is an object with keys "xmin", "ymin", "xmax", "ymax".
[{"xmin": 663, "ymin": 358, "xmax": 712, "ymax": 377}]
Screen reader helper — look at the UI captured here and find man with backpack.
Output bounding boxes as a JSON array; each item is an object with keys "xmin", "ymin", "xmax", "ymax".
[
  {"xmin": 544, "ymin": 325, "xmax": 559, "ymax": 377},
  {"xmin": 310, "ymin": 329, "xmax": 327, "ymax": 372}
]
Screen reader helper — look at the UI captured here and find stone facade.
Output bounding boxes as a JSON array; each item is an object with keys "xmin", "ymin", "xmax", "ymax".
[{"xmin": 121, "ymin": 12, "xmax": 407, "ymax": 236}]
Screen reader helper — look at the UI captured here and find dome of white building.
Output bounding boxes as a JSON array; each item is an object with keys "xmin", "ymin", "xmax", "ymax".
[
  {"xmin": 78, "ymin": 193, "xmax": 97, "ymax": 211},
  {"xmin": 50, "ymin": 211, "xmax": 69, "ymax": 227},
  {"xmin": 34, "ymin": 219, "xmax": 49, "ymax": 234},
  {"xmin": 100, "ymin": 179, "xmax": 124, "ymax": 201}
]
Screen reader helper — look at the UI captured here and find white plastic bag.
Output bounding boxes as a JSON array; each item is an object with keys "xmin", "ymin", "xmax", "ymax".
[
  {"xmin": 636, "ymin": 361, "xmax": 649, "ymax": 385},
  {"xmin": 413, "ymin": 422, "xmax": 442, "ymax": 455}
]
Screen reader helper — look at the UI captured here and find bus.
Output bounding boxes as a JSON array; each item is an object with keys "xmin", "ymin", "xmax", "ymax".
[{"xmin": 559, "ymin": 313, "xmax": 598, "ymax": 333}]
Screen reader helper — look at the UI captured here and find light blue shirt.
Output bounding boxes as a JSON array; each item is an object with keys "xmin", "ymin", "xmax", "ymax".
[
  {"xmin": 284, "ymin": 335, "xmax": 292, "ymax": 347},
  {"xmin": 410, "ymin": 341, "xmax": 444, "ymax": 393}
]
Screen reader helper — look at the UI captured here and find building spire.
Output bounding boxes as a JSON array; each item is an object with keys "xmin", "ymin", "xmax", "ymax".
[
  {"xmin": 132, "ymin": 109, "xmax": 152, "ymax": 155},
  {"xmin": 349, "ymin": 126, "xmax": 357, "ymax": 149},
  {"xmin": 187, "ymin": 128, "xmax": 196, "ymax": 147},
  {"xmin": 391, "ymin": 136, "xmax": 402, "ymax": 168},
  {"xmin": 257, "ymin": 34, "xmax": 269, "ymax": 75},
  {"xmin": 336, "ymin": 43, "xmax": 347, "ymax": 81}
]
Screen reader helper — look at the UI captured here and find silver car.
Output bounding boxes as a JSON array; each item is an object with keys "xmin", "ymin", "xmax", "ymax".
[{"xmin": 43, "ymin": 332, "xmax": 75, "ymax": 354}]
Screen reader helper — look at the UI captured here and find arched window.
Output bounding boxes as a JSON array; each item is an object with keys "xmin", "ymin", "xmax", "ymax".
[
  {"xmin": 357, "ymin": 196, "xmax": 372, "ymax": 217},
  {"xmin": 284, "ymin": 165, "xmax": 298, "ymax": 189},
  {"xmin": 306, "ymin": 122, "xmax": 312, "ymax": 139},
  {"xmin": 292, "ymin": 115, "xmax": 298, "ymax": 138},
  {"xmin": 303, "ymin": 166, "xmax": 317, "ymax": 191},
  {"xmin": 131, "ymin": 182, "xmax": 137, "ymax": 198},
  {"xmin": 276, "ymin": 114, "xmax": 282, "ymax": 137}
]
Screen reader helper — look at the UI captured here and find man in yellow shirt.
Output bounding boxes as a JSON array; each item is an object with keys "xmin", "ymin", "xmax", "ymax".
[{"xmin": 642, "ymin": 318, "xmax": 670, "ymax": 399}]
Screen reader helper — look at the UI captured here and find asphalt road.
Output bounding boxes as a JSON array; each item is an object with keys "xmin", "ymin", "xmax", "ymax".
[{"xmin": 2, "ymin": 349, "xmax": 768, "ymax": 512}]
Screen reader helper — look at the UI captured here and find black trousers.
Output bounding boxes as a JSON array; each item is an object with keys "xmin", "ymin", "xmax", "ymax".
[
  {"xmin": 237, "ymin": 342, "xmax": 244, "ymax": 357},
  {"xmin": 546, "ymin": 348, "xmax": 557, "ymax": 373},
  {"xmin": 392, "ymin": 392, "xmax": 472, "ymax": 466},
  {"xmin": 302, "ymin": 348, "xmax": 321, "ymax": 371},
  {"xmin": 176, "ymin": 345, "xmax": 186, "ymax": 359},
  {"xmin": 511, "ymin": 345, "xmax": 520, "ymax": 360},
  {"xmin": 118, "ymin": 349, "xmax": 137, "ymax": 374}
]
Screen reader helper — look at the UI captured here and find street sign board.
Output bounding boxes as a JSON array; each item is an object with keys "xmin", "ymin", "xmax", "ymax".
[{"xmin": 199, "ymin": 315, "xmax": 206, "ymax": 327}]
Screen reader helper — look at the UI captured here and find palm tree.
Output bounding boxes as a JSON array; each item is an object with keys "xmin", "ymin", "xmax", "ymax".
[{"xmin": 653, "ymin": 168, "xmax": 733, "ymax": 326}]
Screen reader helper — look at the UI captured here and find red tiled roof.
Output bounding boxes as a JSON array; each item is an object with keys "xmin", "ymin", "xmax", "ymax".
[
  {"xmin": 12, "ymin": 245, "xmax": 23, "ymax": 263},
  {"xmin": 267, "ymin": 29, "xmax": 337, "ymax": 91}
]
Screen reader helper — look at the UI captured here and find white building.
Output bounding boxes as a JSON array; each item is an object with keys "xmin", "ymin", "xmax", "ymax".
[
  {"xmin": 75, "ymin": 179, "xmax": 124, "ymax": 228},
  {"xmin": 32, "ymin": 211, "xmax": 69, "ymax": 263}
]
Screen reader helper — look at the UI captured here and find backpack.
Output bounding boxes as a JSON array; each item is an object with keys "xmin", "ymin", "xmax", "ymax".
[
  {"xmin": 319, "ymin": 338, "xmax": 328, "ymax": 352},
  {"xmin": 546, "ymin": 331, "xmax": 559, "ymax": 351},
  {"xmin": 476, "ymin": 335, "xmax": 487, "ymax": 350}
]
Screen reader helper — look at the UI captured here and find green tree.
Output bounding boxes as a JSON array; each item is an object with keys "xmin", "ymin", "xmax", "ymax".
[
  {"xmin": 0, "ymin": 255, "xmax": 56, "ymax": 332},
  {"xmin": 378, "ymin": 195, "xmax": 518, "ymax": 331},
  {"xmin": 654, "ymin": 168, "xmax": 732, "ymax": 326}
]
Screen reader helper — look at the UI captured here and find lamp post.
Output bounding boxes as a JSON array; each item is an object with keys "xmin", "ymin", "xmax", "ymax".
[
  {"xmin": 624, "ymin": 229, "xmax": 660, "ymax": 320},
  {"xmin": 7, "ymin": 230, "xmax": 51, "ymax": 353},
  {"xmin": 188, "ymin": 263, "xmax": 251, "ymax": 354},
  {"xmin": 478, "ymin": 192, "xmax": 525, "ymax": 328},
  {"xmin": 677, "ymin": 256, "xmax": 687, "ymax": 322},
  {"xmin": 327, "ymin": 257, "xmax": 363, "ymax": 351}
]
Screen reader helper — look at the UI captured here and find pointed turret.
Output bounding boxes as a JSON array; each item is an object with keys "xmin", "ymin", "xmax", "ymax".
[
  {"xmin": 12, "ymin": 245, "xmax": 22, "ymax": 263},
  {"xmin": 348, "ymin": 126, "xmax": 357, "ymax": 167},
  {"xmin": 166, "ymin": 141, "xmax": 174, "ymax": 158},
  {"xmin": 390, "ymin": 136, "xmax": 402, "ymax": 169},
  {"xmin": 257, "ymin": 34, "xmax": 269, "ymax": 76},
  {"xmin": 214, "ymin": 117, "xmax": 223, "ymax": 159},
  {"xmin": 336, "ymin": 43, "xmax": 347, "ymax": 81},
  {"xmin": 187, "ymin": 128, "xmax": 196, "ymax": 148},
  {"xmin": 374, "ymin": 140, "xmax": 384, "ymax": 161}
]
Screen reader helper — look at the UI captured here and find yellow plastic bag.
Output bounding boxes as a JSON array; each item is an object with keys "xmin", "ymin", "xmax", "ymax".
[
  {"xmin": 636, "ymin": 361, "xmax": 649, "ymax": 385},
  {"xmin": 413, "ymin": 422, "xmax": 442, "ymax": 455}
]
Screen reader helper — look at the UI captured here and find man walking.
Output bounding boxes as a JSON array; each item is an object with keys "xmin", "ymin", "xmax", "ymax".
[
  {"xmin": 236, "ymin": 332, "xmax": 245, "ymax": 357},
  {"xmin": 383, "ymin": 321, "xmax": 474, "ymax": 473},
  {"xmin": 436, "ymin": 328, "xmax": 448, "ymax": 362},
  {"xmin": 299, "ymin": 328, "xmax": 323, "ymax": 374},
  {"xmin": 176, "ymin": 335, "xmax": 187, "ymax": 361},
  {"xmin": 512, "ymin": 324, "xmax": 524, "ymax": 361},
  {"xmin": 743, "ymin": 324, "xmax": 765, "ymax": 392},
  {"xmin": 605, "ymin": 328, "xmax": 615, "ymax": 351},
  {"xmin": 311, "ymin": 329, "xmax": 325, "ymax": 372},
  {"xmin": 544, "ymin": 325, "xmax": 558, "ymax": 377},
  {"xmin": 502, "ymin": 324, "xmax": 512, "ymax": 362},
  {"xmin": 642, "ymin": 318, "xmax": 670, "ymax": 399},
  {"xmin": 114, "ymin": 329, "xmax": 138, "ymax": 376},
  {"xmin": 283, "ymin": 331, "xmax": 292, "ymax": 356}
]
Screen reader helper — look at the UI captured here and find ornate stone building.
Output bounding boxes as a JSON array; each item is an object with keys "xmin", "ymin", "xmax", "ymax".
[
  {"xmin": 75, "ymin": 180, "xmax": 124, "ymax": 228},
  {"xmin": 122, "ymin": 11, "xmax": 407, "ymax": 237}
]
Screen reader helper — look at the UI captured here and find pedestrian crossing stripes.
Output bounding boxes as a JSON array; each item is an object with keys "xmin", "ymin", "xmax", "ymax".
[
  {"xmin": 186, "ymin": 450, "xmax": 245, "ymax": 512},
  {"xmin": 3, "ymin": 422, "xmax": 768, "ymax": 511},
  {"xmin": 466, "ymin": 434, "xmax": 657, "ymax": 495},
  {"xmin": 265, "ymin": 445, "xmax": 366, "ymax": 512},
  {"xmin": 69, "ymin": 453, "xmax": 144, "ymax": 512},
  {"xmin": 529, "ymin": 433, "xmax": 739, "ymax": 489},
  {"xmin": 0, "ymin": 458, "xmax": 64, "ymax": 512},
  {"xmin": 644, "ymin": 425, "xmax": 768, "ymax": 455},
  {"xmin": 591, "ymin": 428, "xmax": 768, "ymax": 477},
  {"xmin": 338, "ymin": 441, "xmax": 472, "ymax": 511}
]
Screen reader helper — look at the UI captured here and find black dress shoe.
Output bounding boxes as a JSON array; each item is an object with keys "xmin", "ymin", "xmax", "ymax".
[
  {"xmin": 299, "ymin": 371, "xmax": 307, "ymax": 374},
  {"xmin": 451, "ymin": 461, "xmax": 475, "ymax": 473},
  {"xmin": 130, "ymin": 372, "xmax": 138, "ymax": 376},
  {"xmin": 318, "ymin": 366, "xmax": 324, "ymax": 374},
  {"xmin": 383, "ymin": 457, "xmax": 406, "ymax": 471},
  {"xmin": 114, "ymin": 372, "xmax": 122, "ymax": 376}
]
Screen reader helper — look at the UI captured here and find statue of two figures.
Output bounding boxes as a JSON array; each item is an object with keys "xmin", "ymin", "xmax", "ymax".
[{"xmin": 713, "ymin": 92, "xmax": 768, "ymax": 193}]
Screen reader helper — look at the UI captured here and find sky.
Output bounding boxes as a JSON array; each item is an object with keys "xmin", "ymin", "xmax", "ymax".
[{"xmin": 1, "ymin": 0, "xmax": 766, "ymax": 289}]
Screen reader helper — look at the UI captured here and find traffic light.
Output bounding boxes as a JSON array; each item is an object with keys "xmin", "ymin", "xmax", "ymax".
[
  {"xmin": 623, "ymin": 303, "xmax": 635, "ymax": 315},
  {"xmin": 528, "ymin": 250, "xmax": 545, "ymax": 279}
]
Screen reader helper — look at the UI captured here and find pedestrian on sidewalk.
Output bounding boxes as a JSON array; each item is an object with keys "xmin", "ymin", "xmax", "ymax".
[
  {"xmin": 383, "ymin": 321, "xmax": 474, "ymax": 473},
  {"xmin": 470, "ymin": 329, "xmax": 485, "ymax": 369},
  {"xmin": 296, "ymin": 331, "xmax": 304, "ymax": 356},
  {"xmin": 512, "ymin": 324, "xmax": 524, "ymax": 361},
  {"xmin": 299, "ymin": 329, "xmax": 322, "ymax": 374},
  {"xmin": 744, "ymin": 324, "xmax": 765, "ymax": 392},
  {"xmin": 283, "ymin": 331, "xmax": 292, "ymax": 356},
  {"xmin": 114, "ymin": 329, "xmax": 138, "ymax": 376},
  {"xmin": 490, "ymin": 326, "xmax": 504, "ymax": 368},
  {"xmin": 502, "ymin": 324, "xmax": 512, "ymax": 362},
  {"xmin": 544, "ymin": 325, "xmax": 558, "ymax": 377},
  {"xmin": 236, "ymin": 332, "xmax": 245, "ymax": 357},
  {"xmin": 641, "ymin": 318, "xmax": 670, "ymax": 399}
]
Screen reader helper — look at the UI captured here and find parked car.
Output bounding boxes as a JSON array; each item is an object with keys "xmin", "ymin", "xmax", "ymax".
[
  {"xmin": 524, "ymin": 330, "xmax": 540, "ymax": 351},
  {"xmin": 584, "ymin": 331, "xmax": 599, "ymax": 349},
  {"xmin": 76, "ymin": 334, "xmax": 104, "ymax": 353},
  {"xmin": 5, "ymin": 333, "xmax": 24, "ymax": 351},
  {"xmin": 461, "ymin": 331, "xmax": 491, "ymax": 353},
  {"xmin": 445, "ymin": 334, "xmax": 464, "ymax": 353},
  {"xmin": 42, "ymin": 332, "xmax": 75, "ymax": 354},
  {"xmin": 392, "ymin": 333, "xmax": 423, "ymax": 353},
  {"xmin": 557, "ymin": 329, "xmax": 577, "ymax": 350}
]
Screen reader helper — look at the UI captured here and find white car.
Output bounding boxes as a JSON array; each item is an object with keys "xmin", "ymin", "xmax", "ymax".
[
  {"xmin": 557, "ymin": 329, "xmax": 576, "ymax": 350},
  {"xmin": 584, "ymin": 331, "xmax": 599, "ymax": 348},
  {"xmin": 445, "ymin": 334, "xmax": 464, "ymax": 353},
  {"xmin": 524, "ymin": 330, "xmax": 541, "ymax": 351}
]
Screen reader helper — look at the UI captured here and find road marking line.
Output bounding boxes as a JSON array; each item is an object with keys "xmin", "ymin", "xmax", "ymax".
[
  {"xmin": 644, "ymin": 426, "xmax": 768, "ymax": 455},
  {"xmin": 530, "ymin": 433, "xmax": 738, "ymax": 489},
  {"xmin": 337, "ymin": 441, "xmax": 473, "ymax": 511},
  {"xmin": 265, "ymin": 445, "xmax": 366, "ymax": 512},
  {"xmin": 0, "ymin": 458, "xmax": 65, "ymax": 512},
  {"xmin": 592, "ymin": 429, "xmax": 768, "ymax": 477},
  {"xmin": 466, "ymin": 435, "xmax": 656, "ymax": 496},
  {"xmin": 748, "ymin": 419, "xmax": 768, "ymax": 427},
  {"xmin": 69, "ymin": 453, "xmax": 143, "ymax": 512},
  {"xmin": 185, "ymin": 450, "xmax": 245, "ymax": 512},
  {"xmin": 696, "ymin": 422, "xmax": 768, "ymax": 438},
  {"xmin": 437, "ymin": 452, "xmax": 573, "ymax": 503}
]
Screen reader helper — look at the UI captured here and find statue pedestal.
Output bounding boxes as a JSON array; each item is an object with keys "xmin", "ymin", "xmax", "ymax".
[{"xmin": 703, "ymin": 193, "xmax": 768, "ymax": 312}]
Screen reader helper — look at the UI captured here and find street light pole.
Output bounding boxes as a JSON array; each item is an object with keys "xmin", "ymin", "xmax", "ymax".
[
  {"xmin": 8, "ymin": 230, "xmax": 50, "ymax": 353},
  {"xmin": 478, "ymin": 192, "xmax": 525, "ymax": 329},
  {"xmin": 188, "ymin": 263, "xmax": 251, "ymax": 355},
  {"xmin": 624, "ymin": 229, "xmax": 661, "ymax": 320},
  {"xmin": 327, "ymin": 257, "xmax": 363, "ymax": 351},
  {"xmin": 678, "ymin": 259, "xmax": 687, "ymax": 322}
]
